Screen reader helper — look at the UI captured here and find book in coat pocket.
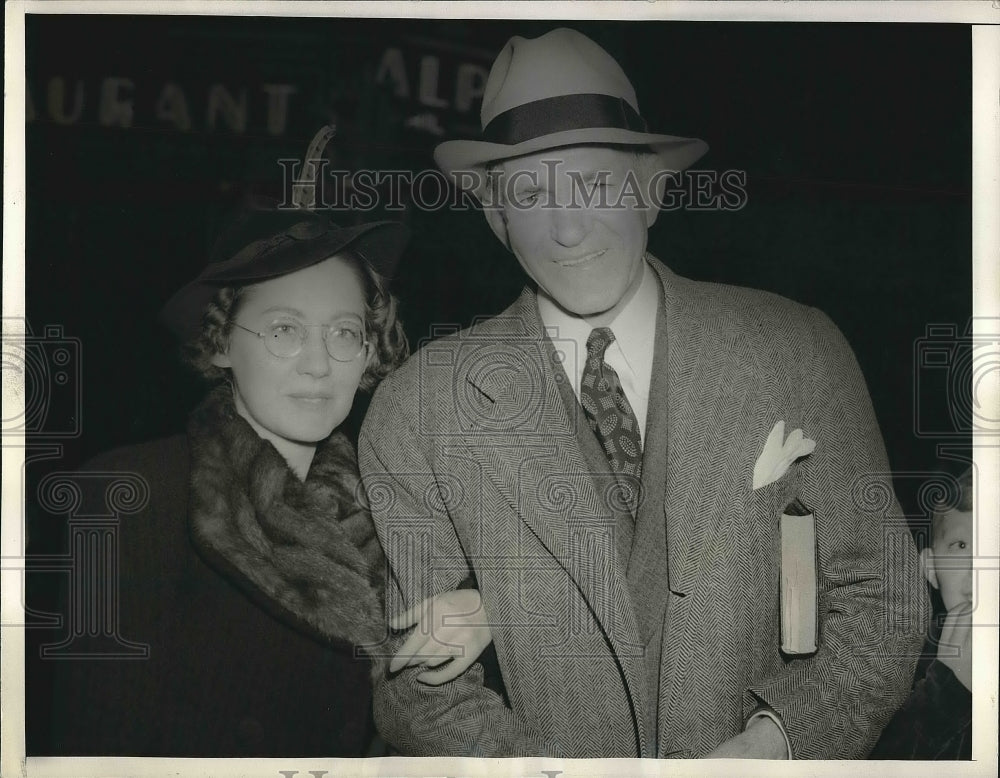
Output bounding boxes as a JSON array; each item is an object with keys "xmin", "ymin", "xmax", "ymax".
[{"xmin": 780, "ymin": 498, "xmax": 818, "ymax": 655}]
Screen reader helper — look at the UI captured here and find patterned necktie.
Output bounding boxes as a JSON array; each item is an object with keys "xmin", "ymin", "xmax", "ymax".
[{"xmin": 580, "ymin": 327, "xmax": 643, "ymax": 504}]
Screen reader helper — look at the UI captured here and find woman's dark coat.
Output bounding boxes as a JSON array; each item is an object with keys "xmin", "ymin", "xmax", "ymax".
[{"xmin": 45, "ymin": 387, "xmax": 386, "ymax": 756}]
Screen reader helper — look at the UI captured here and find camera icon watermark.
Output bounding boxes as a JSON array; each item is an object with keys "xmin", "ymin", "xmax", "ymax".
[
  {"xmin": 913, "ymin": 320, "xmax": 1000, "ymax": 438},
  {"xmin": 2, "ymin": 321, "xmax": 81, "ymax": 439},
  {"xmin": 417, "ymin": 319, "xmax": 580, "ymax": 437}
]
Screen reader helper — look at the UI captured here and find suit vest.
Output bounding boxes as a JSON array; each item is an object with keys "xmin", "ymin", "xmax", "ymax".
[{"xmin": 541, "ymin": 292, "xmax": 671, "ymax": 756}]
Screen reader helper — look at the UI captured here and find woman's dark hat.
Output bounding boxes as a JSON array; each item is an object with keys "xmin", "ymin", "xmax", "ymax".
[{"xmin": 160, "ymin": 126, "xmax": 409, "ymax": 342}]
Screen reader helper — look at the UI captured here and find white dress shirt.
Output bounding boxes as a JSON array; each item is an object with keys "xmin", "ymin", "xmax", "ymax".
[{"xmin": 537, "ymin": 260, "xmax": 659, "ymax": 444}]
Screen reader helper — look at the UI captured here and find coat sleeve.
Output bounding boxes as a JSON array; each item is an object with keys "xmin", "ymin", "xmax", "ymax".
[
  {"xmin": 746, "ymin": 308, "xmax": 930, "ymax": 758},
  {"xmin": 868, "ymin": 659, "xmax": 973, "ymax": 760},
  {"xmin": 358, "ymin": 378, "xmax": 555, "ymax": 757}
]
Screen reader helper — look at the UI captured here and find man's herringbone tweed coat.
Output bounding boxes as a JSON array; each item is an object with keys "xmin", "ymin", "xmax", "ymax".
[{"xmin": 359, "ymin": 257, "xmax": 928, "ymax": 758}]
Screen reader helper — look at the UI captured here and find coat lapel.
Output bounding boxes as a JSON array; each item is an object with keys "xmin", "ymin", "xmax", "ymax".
[
  {"xmin": 625, "ymin": 258, "xmax": 720, "ymax": 628},
  {"xmin": 457, "ymin": 290, "xmax": 574, "ymax": 566},
  {"xmin": 644, "ymin": 259, "xmax": 760, "ymax": 750},
  {"xmin": 626, "ymin": 261, "xmax": 672, "ymax": 644},
  {"xmin": 647, "ymin": 258, "xmax": 723, "ymax": 600},
  {"xmin": 625, "ymin": 257, "xmax": 727, "ymax": 755},
  {"xmin": 459, "ymin": 288, "xmax": 649, "ymax": 752}
]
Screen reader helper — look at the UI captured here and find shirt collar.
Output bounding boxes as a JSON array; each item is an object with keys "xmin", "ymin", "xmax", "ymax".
[{"xmin": 536, "ymin": 258, "xmax": 659, "ymax": 371}]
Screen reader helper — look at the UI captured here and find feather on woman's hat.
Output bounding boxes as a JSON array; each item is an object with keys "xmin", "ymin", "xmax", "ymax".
[
  {"xmin": 434, "ymin": 28, "xmax": 708, "ymax": 183},
  {"xmin": 161, "ymin": 125, "xmax": 409, "ymax": 342}
]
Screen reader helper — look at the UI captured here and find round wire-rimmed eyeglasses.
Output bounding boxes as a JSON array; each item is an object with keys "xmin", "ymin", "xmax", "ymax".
[{"xmin": 231, "ymin": 320, "xmax": 369, "ymax": 362}]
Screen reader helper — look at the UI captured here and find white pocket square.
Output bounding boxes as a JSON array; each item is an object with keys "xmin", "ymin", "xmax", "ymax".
[{"xmin": 753, "ymin": 421, "xmax": 816, "ymax": 490}]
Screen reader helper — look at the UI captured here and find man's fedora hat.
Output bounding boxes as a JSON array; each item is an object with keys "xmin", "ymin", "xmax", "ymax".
[
  {"xmin": 434, "ymin": 28, "xmax": 708, "ymax": 181},
  {"xmin": 161, "ymin": 127, "xmax": 409, "ymax": 343}
]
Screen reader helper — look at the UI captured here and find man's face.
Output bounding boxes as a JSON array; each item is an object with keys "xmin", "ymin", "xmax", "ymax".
[
  {"xmin": 496, "ymin": 146, "xmax": 650, "ymax": 317},
  {"xmin": 927, "ymin": 508, "xmax": 974, "ymax": 613}
]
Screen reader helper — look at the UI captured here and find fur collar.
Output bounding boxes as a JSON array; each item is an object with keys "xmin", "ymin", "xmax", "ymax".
[{"xmin": 187, "ymin": 384, "xmax": 385, "ymax": 651}]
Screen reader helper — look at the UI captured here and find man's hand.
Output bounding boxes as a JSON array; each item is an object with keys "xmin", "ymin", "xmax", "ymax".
[
  {"xmin": 704, "ymin": 714, "xmax": 788, "ymax": 759},
  {"xmin": 389, "ymin": 589, "xmax": 493, "ymax": 685},
  {"xmin": 938, "ymin": 601, "xmax": 972, "ymax": 691}
]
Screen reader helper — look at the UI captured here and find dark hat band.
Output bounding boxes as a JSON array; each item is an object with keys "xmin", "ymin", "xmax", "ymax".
[{"xmin": 482, "ymin": 93, "xmax": 649, "ymax": 146}]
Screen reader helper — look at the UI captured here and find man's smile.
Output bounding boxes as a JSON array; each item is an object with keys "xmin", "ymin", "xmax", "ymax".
[{"xmin": 554, "ymin": 249, "xmax": 607, "ymax": 268}]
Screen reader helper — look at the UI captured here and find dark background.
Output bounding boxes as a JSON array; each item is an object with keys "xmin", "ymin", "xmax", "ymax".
[{"xmin": 22, "ymin": 15, "xmax": 972, "ymax": 752}]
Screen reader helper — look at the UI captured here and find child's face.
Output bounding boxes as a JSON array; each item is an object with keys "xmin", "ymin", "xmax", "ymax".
[{"xmin": 924, "ymin": 509, "xmax": 973, "ymax": 612}]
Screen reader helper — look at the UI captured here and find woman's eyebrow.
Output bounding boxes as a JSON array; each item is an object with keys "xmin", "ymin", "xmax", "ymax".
[
  {"xmin": 259, "ymin": 305, "xmax": 306, "ymax": 317},
  {"xmin": 328, "ymin": 313, "xmax": 365, "ymax": 323},
  {"xmin": 259, "ymin": 305, "xmax": 364, "ymax": 323}
]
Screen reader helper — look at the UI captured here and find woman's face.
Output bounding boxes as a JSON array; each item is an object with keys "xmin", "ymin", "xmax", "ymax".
[{"xmin": 212, "ymin": 256, "xmax": 369, "ymax": 449}]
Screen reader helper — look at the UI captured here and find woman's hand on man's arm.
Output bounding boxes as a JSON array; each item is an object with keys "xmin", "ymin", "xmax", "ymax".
[{"xmin": 389, "ymin": 589, "xmax": 492, "ymax": 685}]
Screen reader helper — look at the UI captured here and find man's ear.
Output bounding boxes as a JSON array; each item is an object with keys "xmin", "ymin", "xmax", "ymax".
[
  {"xmin": 644, "ymin": 201, "xmax": 662, "ymax": 228},
  {"xmin": 483, "ymin": 206, "xmax": 511, "ymax": 251},
  {"xmin": 211, "ymin": 351, "xmax": 232, "ymax": 368},
  {"xmin": 638, "ymin": 154, "xmax": 665, "ymax": 229},
  {"xmin": 920, "ymin": 547, "xmax": 941, "ymax": 590},
  {"xmin": 632, "ymin": 152, "xmax": 668, "ymax": 229}
]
